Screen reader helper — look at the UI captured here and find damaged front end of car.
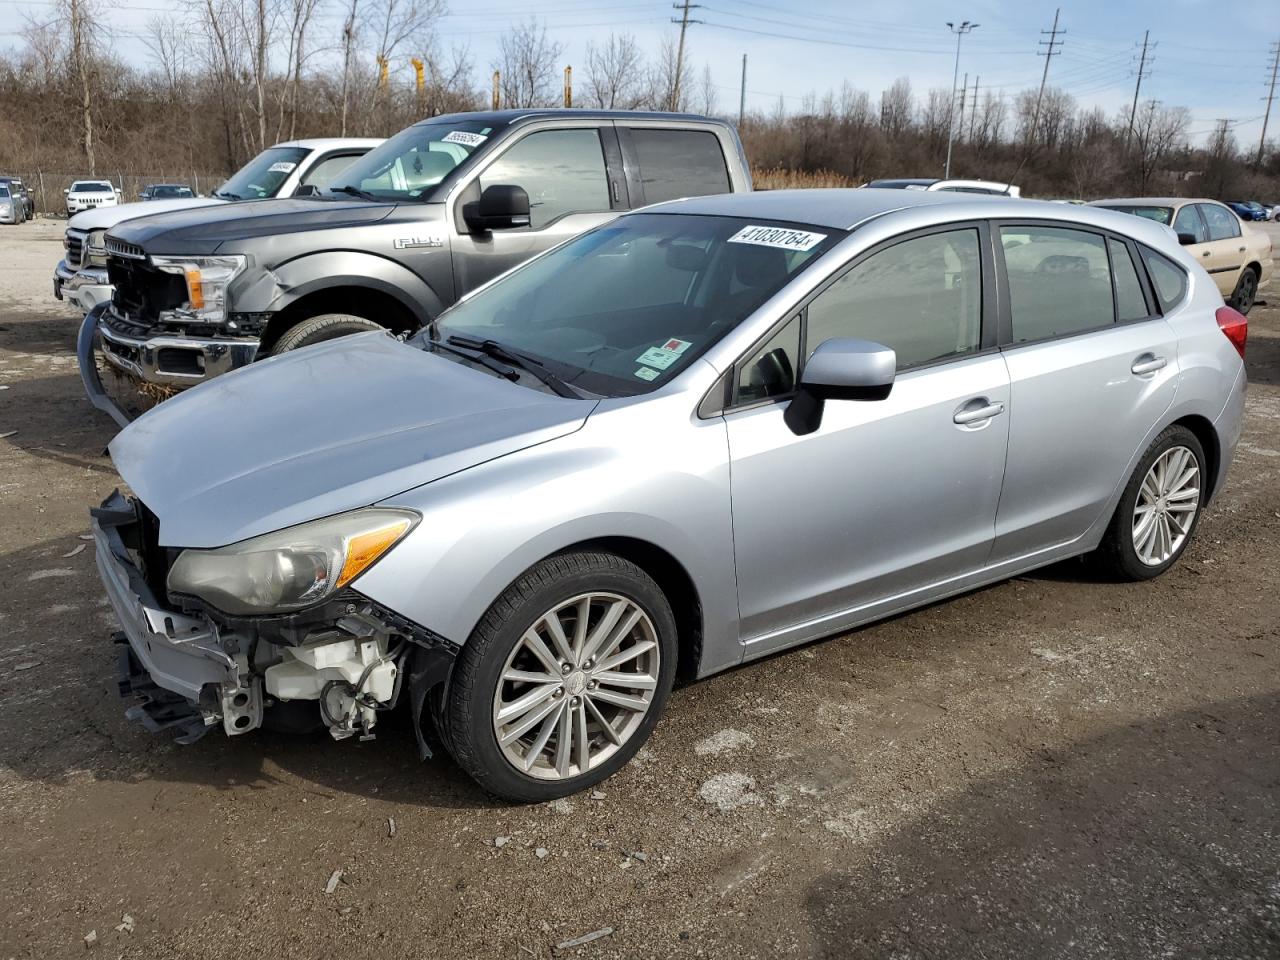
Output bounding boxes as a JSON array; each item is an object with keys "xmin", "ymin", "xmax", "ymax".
[{"xmin": 93, "ymin": 490, "xmax": 455, "ymax": 751}]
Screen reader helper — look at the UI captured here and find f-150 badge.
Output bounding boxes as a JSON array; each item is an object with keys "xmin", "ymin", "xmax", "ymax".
[{"xmin": 393, "ymin": 236, "xmax": 444, "ymax": 249}]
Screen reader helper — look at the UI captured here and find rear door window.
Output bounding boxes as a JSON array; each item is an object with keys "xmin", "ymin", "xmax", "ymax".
[
  {"xmin": 1000, "ymin": 226, "xmax": 1114, "ymax": 341},
  {"xmin": 1108, "ymin": 239, "xmax": 1150, "ymax": 322},
  {"xmin": 628, "ymin": 129, "xmax": 731, "ymax": 205},
  {"xmin": 1197, "ymin": 203, "xmax": 1241, "ymax": 241}
]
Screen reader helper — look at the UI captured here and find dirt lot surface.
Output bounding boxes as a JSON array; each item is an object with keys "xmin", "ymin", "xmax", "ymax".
[{"xmin": 1, "ymin": 218, "xmax": 1278, "ymax": 959}]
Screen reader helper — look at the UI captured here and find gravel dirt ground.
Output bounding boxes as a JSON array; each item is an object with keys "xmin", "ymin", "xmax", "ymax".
[{"xmin": 1, "ymin": 218, "xmax": 1278, "ymax": 960}]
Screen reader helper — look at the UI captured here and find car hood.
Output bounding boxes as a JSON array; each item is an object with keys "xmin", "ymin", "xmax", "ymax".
[
  {"xmin": 107, "ymin": 198, "xmax": 393, "ymax": 256},
  {"xmin": 69, "ymin": 198, "xmax": 224, "ymax": 232},
  {"xmin": 110, "ymin": 332, "xmax": 597, "ymax": 548}
]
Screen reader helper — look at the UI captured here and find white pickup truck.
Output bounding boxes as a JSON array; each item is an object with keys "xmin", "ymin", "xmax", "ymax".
[{"xmin": 54, "ymin": 138, "xmax": 381, "ymax": 313}]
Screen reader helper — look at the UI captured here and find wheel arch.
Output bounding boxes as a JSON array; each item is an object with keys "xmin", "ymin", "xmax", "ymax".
[
  {"xmin": 1170, "ymin": 413, "xmax": 1221, "ymax": 502},
  {"xmin": 260, "ymin": 285, "xmax": 420, "ymax": 354}
]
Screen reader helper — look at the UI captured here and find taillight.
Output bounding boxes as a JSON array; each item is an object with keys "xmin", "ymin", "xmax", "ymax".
[{"xmin": 1215, "ymin": 305, "xmax": 1247, "ymax": 358}]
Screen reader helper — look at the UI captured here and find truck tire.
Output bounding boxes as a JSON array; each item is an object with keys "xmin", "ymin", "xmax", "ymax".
[{"xmin": 270, "ymin": 313, "xmax": 384, "ymax": 354}]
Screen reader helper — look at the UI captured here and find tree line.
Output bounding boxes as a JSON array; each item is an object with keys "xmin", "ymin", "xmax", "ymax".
[{"xmin": 0, "ymin": 5, "xmax": 1276, "ymax": 203}]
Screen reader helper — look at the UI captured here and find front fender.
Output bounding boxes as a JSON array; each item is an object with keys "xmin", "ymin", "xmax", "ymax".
[{"xmin": 235, "ymin": 251, "xmax": 445, "ymax": 326}]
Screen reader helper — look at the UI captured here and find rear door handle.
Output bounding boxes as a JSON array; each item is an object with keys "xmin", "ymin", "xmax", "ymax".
[
  {"xmin": 953, "ymin": 400, "xmax": 1005, "ymax": 425},
  {"xmin": 1131, "ymin": 355, "xmax": 1167, "ymax": 375}
]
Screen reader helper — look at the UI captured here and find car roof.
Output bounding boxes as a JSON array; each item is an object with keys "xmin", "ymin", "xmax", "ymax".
[
  {"xmin": 867, "ymin": 178, "xmax": 938, "ymax": 187},
  {"xmin": 413, "ymin": 108, "xmax": 724, "ymax": 128},
  {"xmin": 642, "ymin": 188, "xmax": 1181, "ymax": 244},
  {"xmin": 1090, "ymin": 197, "xmax": 1222, "ymax": 207},
  {"xmin": 272, "ymin": 138, "xmax": 384, "ymax": 149}
]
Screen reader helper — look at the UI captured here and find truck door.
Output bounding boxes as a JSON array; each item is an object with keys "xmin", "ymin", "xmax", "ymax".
[{"xmin": 450, "ymin": 123, "xmax": 628, "ymax": 297}]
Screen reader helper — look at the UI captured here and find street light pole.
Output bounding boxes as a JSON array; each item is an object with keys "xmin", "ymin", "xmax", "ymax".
[{"xmin": 944, "ymin": 20, "xmax": 978, "ymax": 179}]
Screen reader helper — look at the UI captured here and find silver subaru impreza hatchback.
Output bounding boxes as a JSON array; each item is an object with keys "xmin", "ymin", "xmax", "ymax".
[{"xmin": 92, "ymin": 189, "xmax": 1247, "ymax": 800}]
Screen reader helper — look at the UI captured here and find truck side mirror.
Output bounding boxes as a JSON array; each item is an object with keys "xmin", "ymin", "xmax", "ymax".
[{"xmin": 462, "ymin": 184, "xmax": 530, "ymax": 233}]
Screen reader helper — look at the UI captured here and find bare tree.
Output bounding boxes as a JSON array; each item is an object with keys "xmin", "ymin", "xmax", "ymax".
[
  {"xmin": 642, "ymin": 35, "xmax": 686, "ymax": 112},
  {"xmin": 880, "ymin": 77, "xmax": 912, "ymax": 139},
  {"xmin": 1130, "ymin": 100, "xmax": 1190, "ymax": 193},
  {"xmin": 492, "ymin": 18, "xmax": 564, "ymax": 108},
  {"xmin": 1201, "ymin": 119, "xmax": 1241, "ymax": 198},
  {"xmin": 584, "ymin": 32, "xmax": 642, "ymax": 109},
  {"xmin": 921, "ymin": 88, "xmax": 950, "ymax": 154},
  {"xmin": 694, "ymin": 63, "xmax": 717, "ymax": 117}
]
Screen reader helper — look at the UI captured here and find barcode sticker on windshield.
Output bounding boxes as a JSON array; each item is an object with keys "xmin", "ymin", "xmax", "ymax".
[
  {"xmin": 268, "ymin": 161, "xmax": 297, "ymax": 174},
  {"xmin": 442, "ymin": 131, "xmax": 487, "ymax": 147},
  {"xmin": 634, "ymin": 367, "xmax": 660, "ymax": 381},
  {"xmin": 728, "ymin": 225, "xmax": 827, "ymax": 251}
]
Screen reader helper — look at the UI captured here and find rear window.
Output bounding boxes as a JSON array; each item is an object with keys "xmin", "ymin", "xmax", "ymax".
[
  {"xmin": 629, "ymin": 129, "xmax": 730, "ymax": 205},
  {"xmin": 1139, "ymin": 246, "xmax": 1188, "ymax": 313}
]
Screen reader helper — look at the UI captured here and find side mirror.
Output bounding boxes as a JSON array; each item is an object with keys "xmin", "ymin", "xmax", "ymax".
[
  {"xmin": 784, "ymin": 338, "xmax": 896, "ymax": 436},
  {"xmin": 62, "ymin": 188, "xmax": 69, "ymax": 194},
  {"xmin": 1177, "ymin": 232, "xmax": 1197, "ymax": 246},
  {"xmin": 462, "ymin": 184, "xmax": 530, "ymax": 233}
]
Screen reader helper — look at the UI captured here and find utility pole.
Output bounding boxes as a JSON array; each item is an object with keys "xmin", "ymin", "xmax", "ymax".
[
  {"xmin": 739, "ymin": 53, "xmax": 747, "ymax": 128},
  {"xmin": 1123, "ymin": 30, "xmax": 1153, "ymax": 158},
  {"xmin": 1259, "ymin": 40, "xmax": 1280, "ymax": 168},
  {"xmin": 943, "ymin": 20, "xmax": 979, "ymax": 178},
  {"xmin": 669, "ymin": 0, "xmax": 701, "ymax": 111},
  {"xmin": 968, "ymin": 75, "xmax": 979, "ymax": 142},
  {"xmin": 1004, "ymin": 7, "xmax": 1062, "ymax": 190}
]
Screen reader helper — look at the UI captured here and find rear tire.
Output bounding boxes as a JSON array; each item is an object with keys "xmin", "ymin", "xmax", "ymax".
[
  {"xmin": 269, "ymin": 313, "xmax": 384, "ymax": 354},
  {"xmin": 1229, "ymin": 268, "xmax": 1258, "ymax": 315},
  {"xmin": 445, "ymin": 551, "xmax": 677, "ymax": 802},
  {"xmin": 1095, "ymin": 424, "xmax": 1206, "ymax": 581}
]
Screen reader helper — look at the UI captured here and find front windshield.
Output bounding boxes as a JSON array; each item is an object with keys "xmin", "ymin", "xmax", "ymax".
[
  {"xmin": 0, "ymin": 186, "xmax": 9, "ymax": 198},
  {"xmin": 1102, "ymin": 204, "xmax": 1173, "ymax": 225},
  {"xmin": 331, "ymin": 119, "xmax": 502, "ymax": 202},
  {"xmin": 73, "ymin": 182, "xmax": 112, "ymax": 193},
  {"xmin": 216, "ymin": 146, "xmax": 309, "ymax": 200},
  {"xmin": 430, "ymin": 213, "xmax": 842, "ymax": 396},
  {"xmin": 154, "ymin": 185, "xmax": 193, "ymax": 198}
]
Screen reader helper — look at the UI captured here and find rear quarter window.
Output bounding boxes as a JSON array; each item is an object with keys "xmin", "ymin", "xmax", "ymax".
[
  {"xmin": 1139, "ymin": 246, "xmax": 1188, "ymax": 313},
  {"xmin": 629, "ymin": 129, "xmax": 731, "ymax": 205}
]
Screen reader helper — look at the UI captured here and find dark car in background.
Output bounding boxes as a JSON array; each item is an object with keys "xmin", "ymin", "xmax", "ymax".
[
  {"xmin": 0, "ymin": 176, "xmax": 35, "ymax": 219},
  {"xmin": 1224, "ymin": 200, "xmax": 1268, "ymax": 222},
  {"xmin": 139, "ymin": 183, "xmax": 196, "ymax": 201}
]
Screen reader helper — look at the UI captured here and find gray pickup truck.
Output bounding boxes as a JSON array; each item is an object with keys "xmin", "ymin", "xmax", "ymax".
[{"xmin": 80, "ymin": 109, "xmax": 752, "ymax": 426}]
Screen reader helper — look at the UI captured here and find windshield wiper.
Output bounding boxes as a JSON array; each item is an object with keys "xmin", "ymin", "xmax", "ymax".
[
  {"xmin": 427, "ymin": 338, "xmax": 520, "ymax": 382},
  {"xmin": 212, "ymin": 189, "xmax": 239, "ymax": 200},
  {"xmin": 446, "ymin": 335, "xmax": 583, "ymax": 399},
  {"xmin": 331, "ymin": 184, "xmax": 378, "ymax": 202}
]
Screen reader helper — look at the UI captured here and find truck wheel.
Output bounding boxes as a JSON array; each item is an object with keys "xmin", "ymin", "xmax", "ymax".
[{"xmin": 270, "ymin": 313, "xmax": 384, "ymax": 354}]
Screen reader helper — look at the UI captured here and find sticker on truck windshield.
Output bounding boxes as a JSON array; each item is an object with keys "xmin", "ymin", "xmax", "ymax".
[
  {"xmin": 268, "ymin": 161, "xmax": 297, "ymax": 174},
  {"xmin": 636, "ymin": 338, "xmax": 692, "ymax": 371},
  {"xmin": 634, "ymin": 367, "xmax": 660, "ymax": 381},
  {"xmin": 728, "ymin": 225, "xmax": 827, "ymax": 251},
  {"xmin": 442, "ymin": 131, "xmax": 487, "ymax": 147}
]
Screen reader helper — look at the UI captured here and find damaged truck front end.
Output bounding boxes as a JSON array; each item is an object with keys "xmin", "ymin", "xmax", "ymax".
[{"xmin": 94, "ymin": 490, "xmax": 455, "ymax": 749}]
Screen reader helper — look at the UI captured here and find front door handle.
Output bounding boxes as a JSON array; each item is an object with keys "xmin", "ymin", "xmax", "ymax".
[
  {"xmin": 953, "ymin": 400, "xmax": 1005, "ymax": 425},
  {"xmin": 1131, "ymin": 355, "xmax": 1168, "ymax": 375},
  {"xmin": 1202, "ymin": 251, "xmax": 1211, "ymax": 258}
]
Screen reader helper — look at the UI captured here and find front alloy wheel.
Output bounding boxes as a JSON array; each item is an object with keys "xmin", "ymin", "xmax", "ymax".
[
  {"xmin": 493, "ymin": 593, "xmax": 660, "ymax": 780},
  {"xmin": 444, "ymin": 551, "xmax": 677, "ymax": 801}
]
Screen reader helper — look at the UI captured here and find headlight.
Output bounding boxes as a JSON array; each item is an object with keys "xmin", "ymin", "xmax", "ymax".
[
  {"xmin": 150, "ymin": 254, "xmax": 246, "ymax": 323},
  {"xmin": 86, "ymin": 229, "xmax": 106, "ymax": 253},
  {"xmin": 166, "ymin": 508, "xmax": 418, "ymax": 616}
]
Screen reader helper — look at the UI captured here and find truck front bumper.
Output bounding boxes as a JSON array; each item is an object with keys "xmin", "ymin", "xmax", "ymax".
[
  {"xmin": 54, "ymin": 261, "xmax": 112, "ymax": 313},
  {"xmin": 98, "ymin": 309, "xmax": 261, "ymax": 388}
]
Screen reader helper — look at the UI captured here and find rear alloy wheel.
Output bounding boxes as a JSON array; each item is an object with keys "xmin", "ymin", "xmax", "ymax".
[
  {"xmin": 270, "ymin": 313, "xmax": 384, "ymax": 354},
  {"xmin": 1229, "ymin": 268, "xmax": 1258, "ymax": 315},
  {"xmin": 444, "ymin": 552, "xmax": 677, "ymax": 801},
  {"xmin": 1096, "ymin": 425, "xmax": 1206, "ymax": 580}
]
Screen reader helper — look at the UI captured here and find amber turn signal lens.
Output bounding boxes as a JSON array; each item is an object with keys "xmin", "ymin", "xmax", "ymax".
[
  {"xmin": 336, "ymin": 519, "xmax": 413, "ymax": 588},
  {"xmin": 184, "ymin": 268, "xmax": 205, "ymax": 310}
]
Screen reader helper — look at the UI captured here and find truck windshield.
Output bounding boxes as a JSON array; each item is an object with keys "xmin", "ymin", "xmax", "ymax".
[
  {"xmin": 429, "ymin": 213, "xmax": 842, "ymax": 397},
  {"xmin": 331, "ymin": 120, "xmax": 501, "ymax": 202},
  {"xmin": 215, "ymin": 146, "xmax": 309, "ymax": 200}
]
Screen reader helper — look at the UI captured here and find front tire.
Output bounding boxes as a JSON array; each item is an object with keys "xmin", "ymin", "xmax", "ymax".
[
  {"xmin": 1095, "ymin": 425, "xmax": 1206, "ymax": 581},
  {"xmin": 270, "ymin": 313, "xmax": 384, "ymax": 354},
  {"xmin": 1229, "ymin": 268, "xmax": 1259, "ymax": 315},
  {"xmin": 444, "ymin": 552, "xmax": 677, "ymax": 802}
]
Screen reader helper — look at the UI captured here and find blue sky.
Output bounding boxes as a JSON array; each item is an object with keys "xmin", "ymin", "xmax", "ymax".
[{"xmin": 1, "ymin": 0, "xmax": 1275, "ymax": 147}]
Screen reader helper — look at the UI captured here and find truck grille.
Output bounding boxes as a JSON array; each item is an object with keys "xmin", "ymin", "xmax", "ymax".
[
  {"xmin": 65, "ymin": 230, "xmax": 86, "ymax": 269},
  {"xmin": 105, "ymin": 236, "xmax": 145, "ymax": 259},
  {"xmin": 108, "ymin": 256, "xmax": 187, "ymax": 325}
]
